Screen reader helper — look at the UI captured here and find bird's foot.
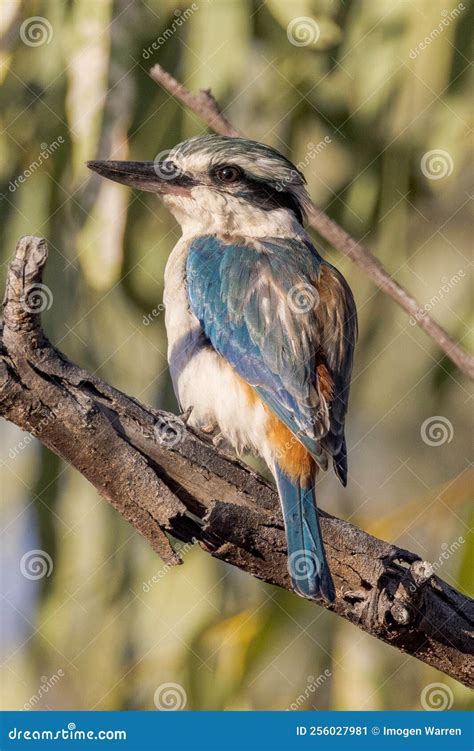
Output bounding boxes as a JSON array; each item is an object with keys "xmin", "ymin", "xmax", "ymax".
[
  {"xmin": 179, "ymin": 406, "xmax": 194, "ymax": 424},
  {"xmin": 201, "ymin": 421, "xmax": 218, "ymax": 435},
  {"xmin": 212, "ymin": 432, "xmax": 237, "ymax": 458}
]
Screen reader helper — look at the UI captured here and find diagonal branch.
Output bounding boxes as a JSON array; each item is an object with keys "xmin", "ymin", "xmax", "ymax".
[
  {"xmin": 1, "ymin": 236, "xmax": 472, "ymax": 688},
  {"xmin": 149, "ymin": 64, "xmax": 474, "ymax": 382}
]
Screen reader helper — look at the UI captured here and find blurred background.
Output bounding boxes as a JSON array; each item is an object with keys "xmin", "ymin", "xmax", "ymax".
[{"xmin": 0, "ymin": 0, "xmax": 472, "ymax": 712}]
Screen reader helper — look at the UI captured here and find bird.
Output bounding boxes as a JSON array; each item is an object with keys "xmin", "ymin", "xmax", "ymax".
[{"xmin": 87, "ymin": 135, "xmax": 357, "ymax": 602}]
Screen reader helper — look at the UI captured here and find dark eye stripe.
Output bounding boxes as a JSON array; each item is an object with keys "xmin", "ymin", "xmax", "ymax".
[
  {"xmin": 209, "ymin": 164, "xmax": 303, "ymax": 222},
  {"xmin": 237, "ymin": 180, "xmax": 304, "ymax": 223}
]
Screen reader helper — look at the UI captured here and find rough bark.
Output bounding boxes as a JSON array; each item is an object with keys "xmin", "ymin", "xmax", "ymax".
[{"xmin": 1, "ymin": 236, "xmax": 472, "ymax": 688}]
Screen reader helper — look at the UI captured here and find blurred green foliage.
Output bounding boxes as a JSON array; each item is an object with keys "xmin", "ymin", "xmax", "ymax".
[{"xmin": 0, "ymin": 0, "xmax": 472, "ymax": 711}]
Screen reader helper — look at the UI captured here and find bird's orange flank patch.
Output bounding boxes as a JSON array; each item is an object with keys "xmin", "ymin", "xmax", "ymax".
[
  {"xmin": 225, "ymin": 364, "xmax": 315, "ymax": 484},
  {"xmin": 266, "ymin": 413, "xmax": 314, "ymax": 484}
]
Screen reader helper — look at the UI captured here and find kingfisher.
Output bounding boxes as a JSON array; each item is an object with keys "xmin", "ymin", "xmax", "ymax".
[{"xmin": 87, "ymin": 136, "xmax": 357, "ymax": 602}]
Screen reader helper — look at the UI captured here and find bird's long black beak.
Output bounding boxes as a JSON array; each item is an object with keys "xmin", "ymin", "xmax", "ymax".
[{"xmin": 86, "ymin": 160, "xmax": 192, "ymax": 195}]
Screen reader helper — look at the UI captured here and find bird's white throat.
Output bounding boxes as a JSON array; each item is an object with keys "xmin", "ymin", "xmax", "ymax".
[{"xmin": 162, "ymin": 187, "xmax": 306, "ymax": 240}]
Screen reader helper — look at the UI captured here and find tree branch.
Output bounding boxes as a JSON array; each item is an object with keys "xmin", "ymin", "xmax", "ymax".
[
  {"xmin": 149, "ymin": 64, "xmax": 474, "ymax": 382},
  {"xmin": 1, "ymin": 236, "xmax": 472, "ymax": 687}
]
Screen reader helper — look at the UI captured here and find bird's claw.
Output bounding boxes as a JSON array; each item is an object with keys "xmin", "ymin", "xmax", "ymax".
[
  {"xmin": 179, "ymin": 406, "xmax": 194, "ymax": 424},
  {"xmin": 212, "ymin": 432, "xmax": 237, "ymax": 458},
  {"xmin": 212, "ymin": 432, "xmax": 225, "ymax": 447},
  {"xmin": 201, "ymin": 421, "xmax": 218, "ymax": 434}
]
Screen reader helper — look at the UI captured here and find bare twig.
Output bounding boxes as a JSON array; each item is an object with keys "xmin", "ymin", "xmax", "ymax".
[
  {"xmin": 1, "ymin": 236, "xmax": 472, "ymax": 687},
  {"xmin": 149, "ymin": 63, "xmax": 474, "ymax": 381}
]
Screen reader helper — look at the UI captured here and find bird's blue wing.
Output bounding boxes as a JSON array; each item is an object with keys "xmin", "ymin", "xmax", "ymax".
[{"xmin": 186, "ymin": 234, "xmax": 356, "ymax": 472}]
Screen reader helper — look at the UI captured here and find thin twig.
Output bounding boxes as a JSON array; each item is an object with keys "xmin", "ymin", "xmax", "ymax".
[{"xmin": 149, "ymin": 63, "xmax": 473, "ymax": 381}]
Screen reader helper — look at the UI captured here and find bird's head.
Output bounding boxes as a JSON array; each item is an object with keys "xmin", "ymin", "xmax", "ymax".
[{"xmin": 87, "ymin": 135, "xmax": 310, "ymax": 237}]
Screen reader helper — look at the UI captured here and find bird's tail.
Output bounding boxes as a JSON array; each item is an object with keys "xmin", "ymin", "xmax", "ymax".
[{"xmin": 274, "ymin": 463, "xmax": 335, "ymax": 602}]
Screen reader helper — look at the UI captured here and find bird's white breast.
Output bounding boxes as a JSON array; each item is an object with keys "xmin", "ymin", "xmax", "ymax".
[{"xmin": 163, "ymin": 237, "xmax": 271, "ymax": 461}]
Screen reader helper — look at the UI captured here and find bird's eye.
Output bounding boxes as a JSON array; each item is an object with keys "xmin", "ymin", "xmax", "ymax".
[{"xmin": 214, "ymin": 165, "xmax": 242, "ymax": 183}]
